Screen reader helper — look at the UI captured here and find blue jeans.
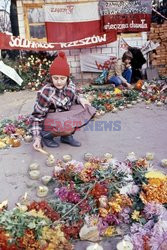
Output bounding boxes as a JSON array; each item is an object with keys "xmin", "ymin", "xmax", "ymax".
[{"xmin": 109, "ymin": 68, "xmax": 132, "ymax": 86}]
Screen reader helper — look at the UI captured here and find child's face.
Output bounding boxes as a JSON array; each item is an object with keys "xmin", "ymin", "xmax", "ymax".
[
  {"xmin": 52, "ymin": 75, "xmax": 67, "ymax": 89},
  {"xmin": 124, "ymin": 58, "xmax": 131, "ymax": 65}
]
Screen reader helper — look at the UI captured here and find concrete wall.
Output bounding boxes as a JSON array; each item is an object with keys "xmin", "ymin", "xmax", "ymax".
[{"xmin": 16, "ymin": 0, "xmax": 148, "ymax": 81}]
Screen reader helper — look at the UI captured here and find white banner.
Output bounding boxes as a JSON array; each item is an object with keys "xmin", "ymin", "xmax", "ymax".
[
  {"xmin": 0, "ymin": 60, "xmax": 23, "ymax": 86},
  {"xmin": 80, "ymin": 53, "xmax": 117, "ymax": 72},
  {"xmin": 141, "ymin": 41, "xmax": 160, "ymax": 55},
  {"xmin": 44, "ymin": 3, "xmax": 99, "ymax": 22}
]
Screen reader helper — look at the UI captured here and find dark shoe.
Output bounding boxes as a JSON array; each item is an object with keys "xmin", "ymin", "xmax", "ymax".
[
  {"xmin": 41, "ymin": 131, "xmax": 59, "ymax": 148},
  {"xmin": 42, "ymin": 137, "xmax": 59, "ymax": 148},
  {"xmin": 61, "ymin": 135, "xmax": 81, "ymax": 147}
]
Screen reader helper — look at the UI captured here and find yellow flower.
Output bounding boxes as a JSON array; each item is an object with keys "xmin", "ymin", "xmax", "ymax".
[
  {"xmin": 0, "ymin": 141, "xmax": 6, "ymax": 149},
  {"xmin": 145, "ymin": 171, "xmax": 166, "ymax": 180},
  {"xmin": 41, "ymin": 225, "xmax": 70, "ymax": 249},
  {"xmin": 131, "ymin": 210, "xmax": 140, "ymax": 221},
  {"xmin": 114, "ymin": 88, "xmax": 122, "ymax": 95},
  {"xmin": 99, "ymin": 207, "xmax": 109, "ymax": 217},
  {"xmin": 142, "ymin": 179, "xmax": 167, "ymax": 204},
  {"xmin": 84, "ymin": 162, "xmax": 92, "ymax": 168},
  {"xmin": 104, "ymin": 226, "xmax": 116, "ymax": 237},
  {"xmin": 148, "ymin": 178, "xmax": 162, "ymax": 186},
  {"xmin": 108, "ymin": 202, "xmax": 122, "ymax": 213},
  {"xmin": 1, "ymin": 136, "xmax": 10, "ymax": 143},
  {"xmin": 26, "ymin": 209, "xmax": 47, "ymax": 219},
  {"xmin": 15, "ymin": 128, "xmax": 25, "ymax": 136}
]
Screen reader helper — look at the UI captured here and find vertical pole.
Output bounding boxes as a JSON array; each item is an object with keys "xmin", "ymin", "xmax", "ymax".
[
  {"xmin": 117, "ymin": 34, "xmax": 121, "ymax": 58},
  {"xmin": 81, "ymin": 71, "xmax": 84, "ymax": 85}
]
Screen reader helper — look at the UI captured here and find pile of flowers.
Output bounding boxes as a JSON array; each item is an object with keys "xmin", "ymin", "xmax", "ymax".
[
  {"xmin": 16, "ymin": 52, "xmax": 53, "ymax": 91},
  {"xmin": 0, "ymin": 154, "xmax": 167, "ymax": 249},
  {"xmin": 81, "ymin": 80, "xmax": 167, "ymax": 114},
  {"xmin": 49, "ymin": 155, "xmax": 167, "ymax": 248},
  {"xmin": 0, "ymin": 201, "xmax": 72, "ymax": 249},
  {"xmin": 0, "ymin": 115, "xmax": 31, "ymax": 149},
  {"xmin": 81, "ymin": 85, "xmax": 137, "ymax": 111},
  {"xmin": 0, "ymin": 52, "xmax": 55, "ymax": 93}
]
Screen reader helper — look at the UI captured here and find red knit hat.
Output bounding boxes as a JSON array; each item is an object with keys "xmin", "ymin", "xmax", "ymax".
[{"xmin": 49, "ymin": 51, "xmax": 70, "ymax": 76}]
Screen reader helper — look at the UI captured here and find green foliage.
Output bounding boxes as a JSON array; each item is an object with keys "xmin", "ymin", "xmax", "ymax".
[
  {"xmin": 49, "ymin": 198, "xmax": 81, "ymax": 223},
  {"xmin": 0, "ymin": 208, "xmax": 51, "ymax": 240},
  {"xmin": 123, "ymin": 89, "xmax": 138, "ymax": 101},
  {"xmin": 132, "ymin": 166, "xmax": 148, "ymax": 186},
  {"xmin": 83, "ymin": 85, "xmax": 140, "ymax": 111},
  {"xmin": 131, "ymin": 193, "xmax": 145, "ymax": 211}
]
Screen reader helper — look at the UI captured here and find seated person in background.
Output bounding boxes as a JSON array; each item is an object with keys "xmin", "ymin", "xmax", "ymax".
[
  {"xmin": 108, "ymin": 51, "xmax": 133, "ymax": 89},
  {"xmin": 128, "ymin": 47, "xmax": 146, "ymax": 83}
]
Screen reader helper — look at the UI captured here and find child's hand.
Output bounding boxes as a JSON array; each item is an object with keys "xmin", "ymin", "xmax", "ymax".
[
  {"xmin": 126, "ymin": 83, "xmax": 133, "ymax": 89},
  {"xmin": 79, "ymin": 97, "xmax": 91, "ymax": 108},
  {"xmin": 33, "ymin": 137, "xmax": 42, "ymax": 150},
  {"xmin": 125, "ymin": 64, "xmax": 131, "ymax": 69}
]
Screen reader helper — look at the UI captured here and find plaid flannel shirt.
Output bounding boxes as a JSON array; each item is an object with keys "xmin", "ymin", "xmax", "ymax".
[{"xmin": 29, "ymin": 80, "xmax": 80, "ymax": 138}]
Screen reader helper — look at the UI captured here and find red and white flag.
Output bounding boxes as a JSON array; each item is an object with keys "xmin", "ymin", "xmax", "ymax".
[{"xmin": 44, "ymin": 2, "xmax": 116, "ymax": 43}]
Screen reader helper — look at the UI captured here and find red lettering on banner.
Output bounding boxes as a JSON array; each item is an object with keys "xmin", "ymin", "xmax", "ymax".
[
  {"xmin": 95, "ymin": 57, "xmax": 117, "ymax": 70},
  {"xmin": 50, "ymin": 5, "xmax": 74, "ymax": 14}
]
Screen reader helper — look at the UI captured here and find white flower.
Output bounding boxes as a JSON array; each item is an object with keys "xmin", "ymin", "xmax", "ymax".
[
  {"xmin": 127, "ymin": 152, "xmax": 137, "ymax": 162},
  {"xmin": 120, "ymin": 182, "xmax": 139, "ymax": 195}
]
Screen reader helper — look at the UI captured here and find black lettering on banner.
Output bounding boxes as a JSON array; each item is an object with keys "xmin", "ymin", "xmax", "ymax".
[{"xmin": 99, "ymin": 0, "xmax": 151, "ymax": 15}]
